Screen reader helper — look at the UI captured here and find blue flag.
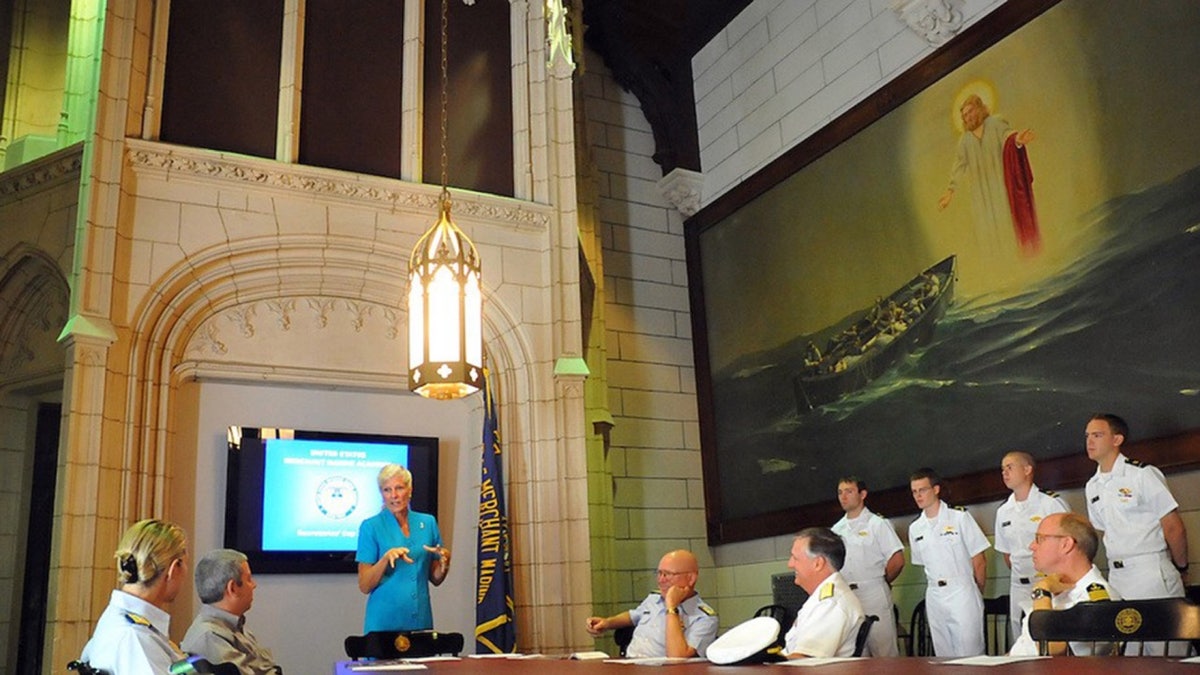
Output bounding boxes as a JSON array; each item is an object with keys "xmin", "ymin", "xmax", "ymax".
[{"xmin": 475, "ymin": 369, "xmax": 516, "ymax": 653}]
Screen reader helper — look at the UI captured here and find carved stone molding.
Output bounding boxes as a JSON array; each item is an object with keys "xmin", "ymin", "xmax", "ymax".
[
  {"xmin": 656, "ymin": 168, "xmax": 704, "ymax": 217},
  {"xmin": 546, "ymin": 0, "xmax": 576, "ymax": 73},
  {"xmin": 0, "ymin": 145, "xmax": 83, "ymax": 205},
  {"xmin": 125, "ymin": 141, "xmax": 551, "ymax": 231},
  {"xmin": 186, "ymin": 296, "xmax": 403, "ymax": 356},
  {"xmin": 892, "ymin": 0, "xmax": 965, "ymax": 45},
  {"xmin": 2, "ymin": 296, "xmax": 64, "ymax": 375}
]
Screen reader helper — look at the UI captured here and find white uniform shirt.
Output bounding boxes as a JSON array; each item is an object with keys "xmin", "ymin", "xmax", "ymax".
[
  {"xmin": 783, "ymin": 571, "xmax": 865, "ymax": 658},
  {"xmin": 995, "ymin": 486, "xmax": 1070, "ymax": 580},
  {"xmin": 1085, "ymin": 454, "xmax": 1178, "ymax": 560},
  {"xmin": 832, "ymin": 507, "xmax": 904, "ymax": 584},
  {"xmin": 1009, "ymin": 565, "xmax": 1120, "ymax": 656},
  {"xmin": 909, "ymin": 501, "xmax": 990, "ymax": 581},
  {"xmin": 626, "ymin": 591, "xmax": 719, "ymax": 658},
  {"xmin": 80, "ymin": 590, "xmax": 183, "ymax": 675}
]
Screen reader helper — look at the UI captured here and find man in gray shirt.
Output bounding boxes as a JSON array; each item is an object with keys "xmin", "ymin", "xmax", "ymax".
[{"xmin": 182, "ymin": 549, "xmax": 282, "ymax": 675}]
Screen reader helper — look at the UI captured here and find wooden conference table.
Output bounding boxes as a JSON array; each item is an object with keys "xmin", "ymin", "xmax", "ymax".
[{"xmin": 334, "ymin": 656, "xmax": 1200, "ymax": 674}]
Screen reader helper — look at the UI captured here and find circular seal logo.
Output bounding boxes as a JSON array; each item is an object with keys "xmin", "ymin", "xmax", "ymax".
[
  {"xmin": 1114, "ymin": 607, "xmax": 1143, "ymax": 634},
  {"xmin": 316, "ymin": 476, "xmax": 358, "ymax": 519},
  {"xmin": 393, "ymin": 634, "xmax": 411, "ymax": 652}
]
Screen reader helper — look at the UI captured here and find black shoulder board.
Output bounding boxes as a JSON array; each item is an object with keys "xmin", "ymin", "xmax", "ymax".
[
  {"xmin": 698, "ymin": 603, "xmax": 716, "ymax": 616},
  {"xmin": 1125, "ymin": 458, "xmax": 1145, "ymax": 467},
  {"xmin": 1000, "ymin": 520, "xmax": 1012, "ymax": 527},
  {"xmin": 914, "ymin": 535, "xmax": 924, "ymax": 542},
  {"xmin": 1090, "ymin": 495, "xmax": 1100, "ymax": 503},
  {"xmin": 651, "ymin": 590, "xmax": 662, "ymax": 596},
  {"xmin": 952, "ymin": 505, "xmax": 967, "ymax": 512},
  {"xmin": 1040, "ymin": 488, "xmax": 1059, "ymax": 497}
]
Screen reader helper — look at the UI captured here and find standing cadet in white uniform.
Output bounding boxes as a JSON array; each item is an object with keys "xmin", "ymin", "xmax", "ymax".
[
  {"xmin": 831, "ymin": 477, "xmax": 904, "ymax": 656},
  {"xmin": 1084, "ymin": 413, "xmax": 1188, "ymax": 654},
  {"xmin": 1085, "ymin": 414, "xmax": 1189, "ymax": 597},
  {"xmin": 994, "ymin": 451, "xmax": 1069, "ymax": 642},
  {"xmin": 908, "ymin": 467, "xmax": 989, "ymax": 657},
  {"xmin": 783, "ymin": 527, "xmax": 866, "ymax": 658}
]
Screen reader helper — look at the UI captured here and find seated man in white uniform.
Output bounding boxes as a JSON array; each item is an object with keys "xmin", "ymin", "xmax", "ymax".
[
  {"xmin": 784, "ymin": 527, "xmax": 866, "ymax": 658},
  {"xmin": 585, "ymin": 549, "xmax": 718, "ymax": 658},
  {"xmin": 1009, "ymin": 512, "xmax": 1120, "ymax": 655}
]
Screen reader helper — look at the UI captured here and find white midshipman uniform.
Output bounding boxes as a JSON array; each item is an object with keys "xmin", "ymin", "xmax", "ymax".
[
  {"xmin": 833, "ymin": 507, "xmax": 904, "ymax": 656},
  {"xmin": 909, "ymin": 500, "xmax": 989, "ymax": 657},
  {"xmin": 994, "ymin": 485, "xmax": 1069, "ymax": 641},
  {"xmin": 1086, "ymin": 454, "xmax": 1184, "ymax": 600}
]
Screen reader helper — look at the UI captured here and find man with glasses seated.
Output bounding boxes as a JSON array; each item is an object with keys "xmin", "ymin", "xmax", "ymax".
[
  {"xmin": 585, "ymin": 550, "xmax": 718, "ymax": 658},
  {"xmin": 1009, "ymin": 512, "xmax": 1120, "ymax": 655}
]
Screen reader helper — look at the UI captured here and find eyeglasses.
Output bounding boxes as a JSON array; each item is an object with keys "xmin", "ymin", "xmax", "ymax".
[
  {"xmin": 656, "ymin": 570, "xmax": 689, "ymax": 578},
  {"xmin": 1033, "ymin": 533, "xmax": 1070, "ymax": 544}
]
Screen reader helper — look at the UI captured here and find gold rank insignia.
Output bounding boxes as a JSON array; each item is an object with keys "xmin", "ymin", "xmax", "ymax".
[
  {"xmin": 819, "ymin": 582, "xmax": 834, "ymax": 601},
  {"xmin": 123, "ymin": 612, "xmax": 151, "ymax": 627},
  {"xmin": 1086, "ymin": 583, "xmax": 1110, "ymax": 601},
  {"xmin": 699, "ymin": 604, "xmax": 716, "ymax": 616}
]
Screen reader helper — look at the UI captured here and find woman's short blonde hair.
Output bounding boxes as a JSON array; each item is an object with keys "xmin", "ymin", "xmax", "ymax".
[
  {"xmin": 377, "ymin": 463, "xmax": 412, "ymax": 490},
  {"xmin": 115, "ymin": 519, "xmax": 187, "ymax": 586}
]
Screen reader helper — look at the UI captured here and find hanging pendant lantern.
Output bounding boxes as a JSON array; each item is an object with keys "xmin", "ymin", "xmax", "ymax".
[
  {"xmin": 408, "ymin": 190, "xmax": 482, "ymax": 399},
  {"xmin": 407, "ymin": 0, "xmax": 482, "ymax": 399}
]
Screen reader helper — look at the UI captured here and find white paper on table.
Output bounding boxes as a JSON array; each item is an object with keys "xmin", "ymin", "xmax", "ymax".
[
  {"xmin": 771, "ymin": 657, "xmax": 860, "ymax": 666},
  {"xmin": 940, "ymin": 655, "xmax": 1051, "ymax": 666},
  {"xmin": 346, "ymin": 663, "xmax": 427, "ymax": 672},
  {"xmin": 602, "ymin": 657, "xmax": 705, "ymax": 666}
]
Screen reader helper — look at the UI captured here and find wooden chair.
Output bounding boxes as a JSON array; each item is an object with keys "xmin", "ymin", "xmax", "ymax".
[
  {"xmin": 853, "ymin": 615, "xmax": 879, "ymax": 657},
  {"xmin": 613, "ymin": 625, "xmax": 635, "ymax": 657},
  {"xmin": 909, "ymin": 600, "xmax": 934, "ymax": 656},
  {"xmin": 982, "ymin": 594, "xmax": 1011, "ymax": 655},
  {"xmin": 754, "ymin": 604, "xmax": 791, "ymax": 634},
  {"xmin": 1028, "ymin": 597, "xmax": 1200, "ymax": 656},
  {"xmin": 168, "ymin": 656, "xmax": 241, "ymax": 675},
  {"xmin": 66, "ymin": 662, "xmax": 106, "ymax": 675}
]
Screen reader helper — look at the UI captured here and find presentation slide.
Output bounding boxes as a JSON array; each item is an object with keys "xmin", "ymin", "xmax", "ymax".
[{"xmin": 261, "ymin": 438, "xmax": 408, "ymax": 552}]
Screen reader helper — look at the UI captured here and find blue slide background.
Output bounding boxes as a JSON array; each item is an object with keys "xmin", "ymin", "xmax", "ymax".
[{"xmin": 261, "ymin": 439, "xmax": 408, "ymax": 551}]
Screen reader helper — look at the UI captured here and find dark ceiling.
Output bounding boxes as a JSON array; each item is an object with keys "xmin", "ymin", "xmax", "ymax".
[{"xmin": 581, "ymin": 0, "xmax": 753, "ymax": 176}]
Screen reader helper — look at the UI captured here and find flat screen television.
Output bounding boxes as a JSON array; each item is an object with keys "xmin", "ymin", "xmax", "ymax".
[{"xmin": 225, "ymin": 425, "xmax": 439, "ymax": 573}]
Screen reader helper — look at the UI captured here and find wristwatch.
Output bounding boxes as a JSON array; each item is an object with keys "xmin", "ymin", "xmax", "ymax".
[
  {"xmin": 1031, "ymin": 587, "xmax": 1051, "ymax": 600},
  {"xmin": 666, "ymin": 606, "xmax": 680, "ymax": 615}
]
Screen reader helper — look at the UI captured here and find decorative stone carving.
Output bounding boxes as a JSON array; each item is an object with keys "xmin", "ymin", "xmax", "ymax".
[
  {"xmin": 892, "ymin": 0, "xmax": 964, "ymax": 45},
  {"xmin": 383, "ymin": 308, "xmax": 401, "ymax": 340},
  {"xmin": 227, "ymin": 305, "xmax": 257, "ymax": 338},
  {"xmin": 266, "ymin": 299, "xmax": 295, "ymax": 331},
  {"xmin": 345, "ymin": 300, "xmax": 373, "ymax": 332},
  {"xmin": 125, "ymin": 143, "xmax": 551, "ymax": 230},
  {"xmin": 546, "ymin": 0, "xmax": 576, "ymax": 72},
  {"xmin": 656, "ymin": 168, "xmax": 704, "ymax": 217},
  {"xmin": 190, "ymin": 322, "xmax": 228, "ymax": 356},
  {"xmin": 184, "ymin": 297, "xmax": 406, "ymax": 379},
  {"xmin": 0, "ymin": 149, "xmax": 83, "ymax": 204},
  {"xmin": 308, "ymin": 298, "xmax": 337, "ymax": 328}
]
